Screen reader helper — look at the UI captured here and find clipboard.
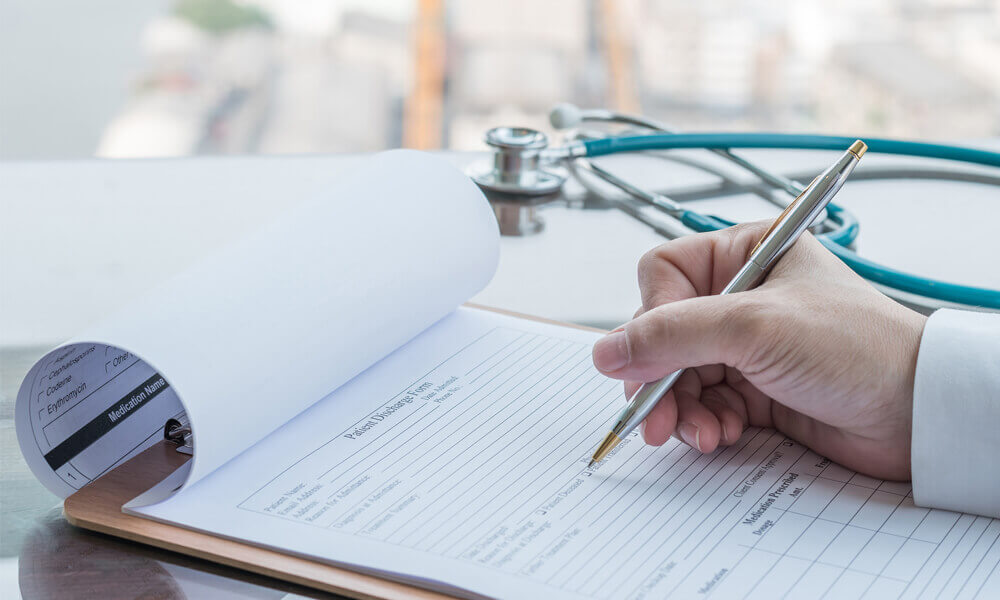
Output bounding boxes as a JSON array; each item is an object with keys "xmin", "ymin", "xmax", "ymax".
[
  {"xmin": 64, "ymin": 440, "xmax": 445, "ymax": 600},
  {"xmin": 63, "ymin": 305, "xmax": 604, "ymax": 600}
]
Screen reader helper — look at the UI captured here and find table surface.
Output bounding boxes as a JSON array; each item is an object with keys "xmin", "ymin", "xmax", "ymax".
[{"xmin": 2, "ymin": 146, "xmax": 999, "ymax": 598}]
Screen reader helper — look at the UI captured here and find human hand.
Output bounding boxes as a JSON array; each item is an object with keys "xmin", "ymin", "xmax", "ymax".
[{"xmin": 592, "ymin": 222, "xmax": 927, "ymax": 480}]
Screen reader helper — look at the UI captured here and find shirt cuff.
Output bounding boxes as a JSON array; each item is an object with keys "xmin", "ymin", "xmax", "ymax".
[{"xmin": 912, "ymin": 308, "xmax": 1000, "ymax": 518}]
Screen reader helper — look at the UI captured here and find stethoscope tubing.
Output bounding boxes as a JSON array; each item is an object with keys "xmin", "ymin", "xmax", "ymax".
[
  {"xmin": 583, "ymin": 133, "xmax": 1000, "ymax": 169},
  {"xmin": 577, "ymin": 132, "xmax": 1000, "ymax": 309}
]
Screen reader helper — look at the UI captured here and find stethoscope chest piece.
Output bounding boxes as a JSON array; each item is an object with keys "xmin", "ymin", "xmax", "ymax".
[{"xmin": 469, "ymin": 127, "xmax": 566, "ymax": 195}]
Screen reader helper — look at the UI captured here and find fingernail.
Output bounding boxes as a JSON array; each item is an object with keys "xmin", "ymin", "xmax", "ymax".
[
  {"xmin": 593, "ymin": 331, "xmax": 628, "ymax": 372},
  {"xmin": 677, "ymin": 422, "xmax": 701, "ymax": 452}
]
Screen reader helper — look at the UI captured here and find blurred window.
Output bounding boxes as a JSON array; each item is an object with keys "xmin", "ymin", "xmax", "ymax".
[{"xmin": 2, "ymin": 0, "xmax": 998, "ymax": 159}]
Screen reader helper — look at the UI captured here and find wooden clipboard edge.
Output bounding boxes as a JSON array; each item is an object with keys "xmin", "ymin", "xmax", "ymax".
[
  {"xmin": 64, "ymin": 441, "xmax": 445, "ymax": 600},
  {"xmin": 63, "ymin": 304, "xmax": 607, "ymax": 600}
]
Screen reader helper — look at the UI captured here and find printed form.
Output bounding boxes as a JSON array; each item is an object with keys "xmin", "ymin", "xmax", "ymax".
[
  {"xmin": 134, "ymin": 307, "xmax": 1000, "ymax": 600},
  {"xmin": 18, "ymin": 343, "xmax": 184, "ymax": 496}
]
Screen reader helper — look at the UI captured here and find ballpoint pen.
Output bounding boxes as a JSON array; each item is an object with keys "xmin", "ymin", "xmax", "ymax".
[{"xmin": 589, "ymin": 140, "xmax": 868, "ymax": 468}]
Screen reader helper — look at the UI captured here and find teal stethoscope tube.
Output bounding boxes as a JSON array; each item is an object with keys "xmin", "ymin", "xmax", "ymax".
[{"xmin": 583, "ymin": 133, "xmax": 1000, "ymax": 309}]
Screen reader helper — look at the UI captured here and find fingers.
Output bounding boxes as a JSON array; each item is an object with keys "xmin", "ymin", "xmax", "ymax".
[
  {"xmin": 609, "ymin": 222, "xmax": 847, "ymax": 456},
  {"xmin": 637, "ymin": 222, "xmax": 771, "ymax": 311},
  {"xmin": 639, "ymin": 369, "xmax": 696, "ymax": 446},
  {"xmin": 640, "ymin": 389, "xmax": 677, "ymax": 446},
  {"xmin": 594, "ymin": 292, "xmax": 769, "ymax": 382},
  {"xmin": 635, "ymin": 371, "xmax": 750, "ymax": 455},
  {"xmin": 700, "ymin": 385, "xmax": 748, "ymax": 446},
  {"xmin": 635, "ymin": 222, "xmax": 844, "ymax": 315},
  {"xmin": 673, "ymin": 375, "xmax": 720, "ymax": 452}
]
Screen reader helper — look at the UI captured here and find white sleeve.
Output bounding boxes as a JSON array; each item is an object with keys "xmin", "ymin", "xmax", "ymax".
[{"xmin": 911, "ymin": 308, "xmax": 1000, "ymax": 518}]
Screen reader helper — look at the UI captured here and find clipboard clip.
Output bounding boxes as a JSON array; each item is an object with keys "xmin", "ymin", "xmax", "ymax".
[{"xmin": 164, "ymin": 417, "xmax": 194, "ymax": 455}]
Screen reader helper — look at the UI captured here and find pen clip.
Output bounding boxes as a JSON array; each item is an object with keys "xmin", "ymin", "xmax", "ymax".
[{"xmin": 750, "ymin": 173, "xmax": 821, "ymax": 257}]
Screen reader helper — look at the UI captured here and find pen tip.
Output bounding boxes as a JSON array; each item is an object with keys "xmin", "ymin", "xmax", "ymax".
[
  {"xmin": 590, "ymin": 431, "xmax": 622, "ymax": 466},
  {"xmin": 848, "ymin": 140, "xmax": 867, "ymax": 159},
  {"xmin": 588, "ymin": 460, "xmax": 597, "ymax": 469}
]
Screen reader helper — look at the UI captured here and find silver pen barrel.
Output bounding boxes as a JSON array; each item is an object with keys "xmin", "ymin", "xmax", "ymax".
[
  {"xmin": 745, "ymin": 143, "xmax": 864, "ymax": 274},
  {"xmin": 589, "ymin": 141, "xmax": 866, "ymax": 467}
]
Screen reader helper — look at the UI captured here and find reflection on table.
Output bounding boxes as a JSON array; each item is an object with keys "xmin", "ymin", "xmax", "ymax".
[{"xmin": 18, "ymin": 508, "xmax": 338, "ymax": 600}]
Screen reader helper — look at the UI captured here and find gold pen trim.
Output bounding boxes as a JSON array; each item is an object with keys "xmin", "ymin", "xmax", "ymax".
[
  {"xmin": 590, "ymin": 431, "xmax": 622, "ymax": 466},
  {"xmin": 848, "ymin": 140, "xmax": 868, "ymax": 159},
  {"xmin": 751, "ymin": 196, "xmax": 798, "ymax": 256}
]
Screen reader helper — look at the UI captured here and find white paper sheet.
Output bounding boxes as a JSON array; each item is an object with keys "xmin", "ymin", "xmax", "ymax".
[
  {"xmin": 132, "ymin": 307, "xmax": 1000, "ymax": 600},
  {"xmin": 15, "ymin": 149, "xmax": 500, "ymax": 498}
]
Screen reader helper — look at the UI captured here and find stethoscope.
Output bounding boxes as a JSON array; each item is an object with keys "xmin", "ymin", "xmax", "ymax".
[{"xmin": 467, "ymin": 103, "xmax": 1000, "ymax": 311}]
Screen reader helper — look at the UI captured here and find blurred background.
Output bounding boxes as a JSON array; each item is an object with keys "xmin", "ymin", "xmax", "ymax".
[
  {"xmin": 2, "ymin": 0, "xmax": 999, "ymax": 160},
  {"xmin": 3, "ymin": 3, "xmax": 1000, "ymax": 595}
]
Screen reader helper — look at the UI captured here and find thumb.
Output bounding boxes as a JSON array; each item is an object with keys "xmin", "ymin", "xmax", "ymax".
[{"xmin": 593, "ymin": 293, "xmax": 767, "ymax": 382}]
